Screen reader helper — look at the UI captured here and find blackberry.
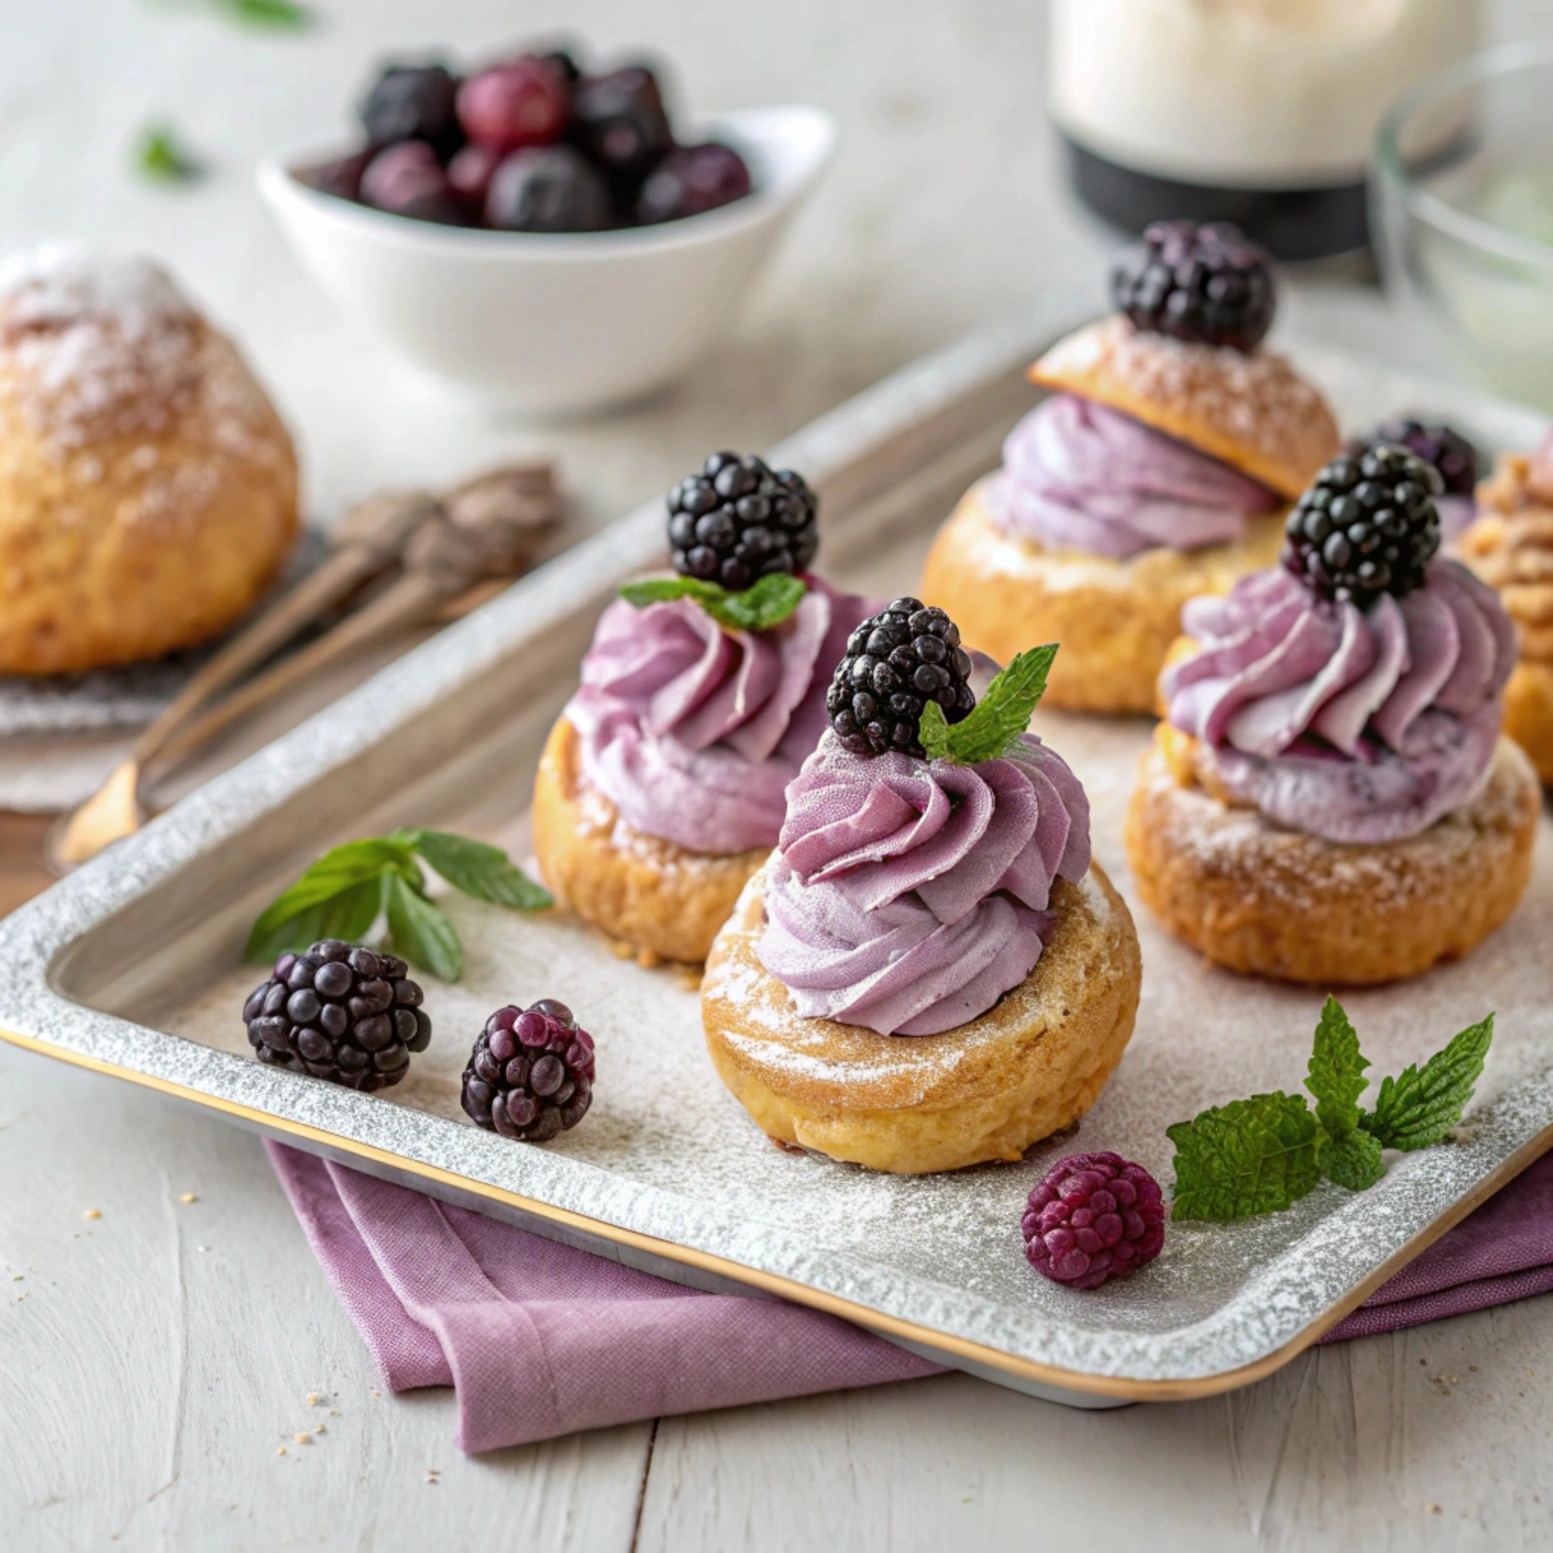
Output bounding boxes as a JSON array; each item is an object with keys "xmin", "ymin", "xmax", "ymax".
[
  {"xmin": 826, "ymin": 598, "xmax": 975, "ymax": 758},
  {"xmin": 570, "ymin": 66, "xmax": 674, "ymax": 184},
  {"xmin": 485, "ymin": 146, "xmax": 612, "ymax": 232},
  {"xmin": 1022, "ymin": 1152, "xmax": 1166, "ymax": 1291},
  {"xmin": 243, "ymin": 942, "xmax": 431, "ymax": 1092},
  {"xmin": 667, "ymin": 452, "xmax": 818, "ymax": 590},
  {"xmin": 1282, "ymin": 444, "xmax": 1443, "ymax": 607},
  {"xmin": 461, "ymin": 999, "xmax": 595, "ymax": 1142},
  {"xmin": 1350, "ymin": 417, "xmax": 1479, "ymax": 498},
  {"xmin": 1110, "ymin": 220, "xmax": 1276, "ymax": 352},
  {"xmin": 359, "ymin": 63, "xmax": 464, "ymax": 161}
]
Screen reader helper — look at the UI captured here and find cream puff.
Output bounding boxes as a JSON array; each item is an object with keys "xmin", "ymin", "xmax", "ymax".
[
  {"xmin": 1128, "ymin": 443, "xmax": 1539, "ymax": 985},
  {"xmin": 533, "ymin": 451, "xmax": 874, "ymax": 964},
  {"xmin": 702, "ymin": 603, "xmax": 1142, "ymax": 1175},
  {"xmin": 1456, "ymin": 430, "xmax": 1553, "ymax": 783},
  {"xmin": 921, "ymin": 222, "xmax": 1340, "ymax": 713},
  {"xmin": 0, "ymin": 245, "xmax": 299, "ymax": 674}
]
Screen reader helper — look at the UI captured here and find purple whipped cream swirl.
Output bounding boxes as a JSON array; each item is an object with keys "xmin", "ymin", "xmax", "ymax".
[
  {"xmin": 565, "ymin": 576, "xmax": 874, "ymax": 854},
  {"xmin": 984, "ymin": 393, "xmax": 1281, "ymax": 560},
  {"xmin": 757, "ymin": 732, "xmax": 1091, "ymax": 1036},
  {"xmin": 1164, "ymin": 561, "xmax": 1516, "ymax": 843}
]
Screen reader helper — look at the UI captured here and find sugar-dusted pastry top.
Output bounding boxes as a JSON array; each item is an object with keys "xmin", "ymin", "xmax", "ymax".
[
  {"xmin": 564, "ymin": 576, "xmax": 874, "ymax": 855},
  {"xmin": 1029, "ymin": 316, "xmax": 1341, "ymax": 500},
  {"xmin": 1164, "ymin": 562, "xmax": 1515, "ymax": 843},
  {"xmin": 984, "ymin": 392, "xmax": 1280, "ymax": 559},
  {"xmin": 757, "ymin": 730, "xmax": 1091, "ymax": 1036}
]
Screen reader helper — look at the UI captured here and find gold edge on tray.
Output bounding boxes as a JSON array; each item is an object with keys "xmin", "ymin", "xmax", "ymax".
[{"xmin": 6, "ymin": 1020, "xmax": 1551, "ymax": 1404}]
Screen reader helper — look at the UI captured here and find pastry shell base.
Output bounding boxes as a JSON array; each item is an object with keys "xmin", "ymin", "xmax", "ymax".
[
  {"xmin": 1125, "ymin": 732, "xmax": 1540, "ymax": 985},
  {"xmin": 701, "ymin": 862, "xmax": 1142, "ymax": 1175},
  {"xmin": 532, "ymin": 715, "xmax": 769, "ymax": 965}
]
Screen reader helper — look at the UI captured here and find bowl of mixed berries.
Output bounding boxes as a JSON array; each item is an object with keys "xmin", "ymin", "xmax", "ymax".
[{"xmin": 258, "ymin": 40, "xmax": 834, "ymax": 413}]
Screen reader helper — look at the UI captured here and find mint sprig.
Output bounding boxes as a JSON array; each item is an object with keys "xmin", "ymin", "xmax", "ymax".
[
  {"xmin": 919, "ymin": 644, "xmax": 1057, "ymax": 765},
  {"xmin": 134, "ymin": 123, "xmax": 201, "ymax": 183},
  {"xmin": 620, "ymin": 573, "xmax": 807, "ymax": 632},
  {"xmin": 245, "ymin": 828, "xmax": 551, "ymax": 981},
  {"xmin": 1167, "ymin": 998, "xmax": 1493, "ymax": 1223}
]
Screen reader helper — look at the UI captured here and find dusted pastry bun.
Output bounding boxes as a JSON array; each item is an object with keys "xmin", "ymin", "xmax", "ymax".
[
  {"xmin": 701, "ymin": 862, "xmax": 1142, "ymax": 1175},
  {"xmin": 0, "ymin": 248, "xmax": 298, "ymax": 674},
  {"xmin": 1028, "ymin": 316, "xmax": 1340, "ymax": 499},
  {"xmin": 919, "ymin": 478, "xmax": 1285, "ymax": 713},
  {"xmin": 532, "ymin": 715, "xmax": 768, "ymax": 965},
  {"xmin": 1126, "ymin": 731, "xmax": 1539, "ymax": 985}
]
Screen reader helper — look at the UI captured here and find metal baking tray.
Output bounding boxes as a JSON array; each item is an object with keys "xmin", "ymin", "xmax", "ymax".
[{"xmin": 2, "ymin": 309, "xmax": 1549, "ymax": 1408}]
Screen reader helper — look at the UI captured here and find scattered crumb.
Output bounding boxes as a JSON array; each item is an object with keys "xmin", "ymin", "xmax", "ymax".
[
  {"xmin": 608, "ymin": 940, "xmax": 634, "ymax": 961},
  {"xmin": 196, "ymin": 1246, "xmax": 208, "ymax": 1253},
  {"xmin": 276, "ymin": 1447, "xmax": 287, "ymax": 1457},
  {"xmin": 1469, "ymin": 1365, "xmax": 1479, "ymax": 1373},
  {"xmin": 294, "ymin": 1433, "xmax": 312, "ymax": 1446},
  {"xmin": 315, "ymin": 1425, "xmax": 325, "ymax": 1435},
  {"xmin": 11, "ymin": 1275, "xmax": 21, "ymax": 1282},
  {"xmin": 1427, "ymin": 1504, "xmax": 1442, "ymax": 1515},
  {"xmin": 328, "ymin": 1409, "xmax": 340, "ymax": 1418},
  {"xmin": 179, "ymin": 1193, "xmax": 198, "ymax": 1205},
  {"xmin": 371, "ymin": 1390, "xmax": 381, "ymax": 1398},
  {"xmin": 83, "ymin": 1209, "xmax": 100, "ymax": 1221},
  {"xmin": 306, "ymin": 1393, "xmax": 320, "ymax": 1407}
]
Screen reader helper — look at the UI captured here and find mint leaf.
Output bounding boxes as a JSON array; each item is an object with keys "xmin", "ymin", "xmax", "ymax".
[
  {"xmin": 1319, "ymin": 1128, "xmax": 1386, "ymax": 1192},
  {"xmin": 1362, "ymin": 1015, "xmax": 1494, "ymax": 1152},
  {"xmin": 221, "ymin": 0, "xmax": 312, "ymax": 27},
  {"xmin": 619, "ymin": 573, "xmax": 807, "ymax": 632},
  {"xmin": 924, "ymin": 644, "xmax": 1058, "ymax": 765},
  {"xmin": 244, "ymin": 875, "xmax": 384, "ymax": 965},
  {"xmin": 134, "ymin": 123, "xmax": 200, "ymax": 183},
  {"xmin": 244, "ymin": 839, "xmax": 411, "ymax": 962},
  {"xmin": 384, "ymin": 871, "xmax": 463, "ymax": 982},
  {"xmin": 1167, "ymin": 1092, "xmax": 1322, "ymax": 1222},
  {"xmin": 1305, "ymin": 995, "xmax": 1369, "ymax": 1142},
  {"xmin": 405, "ymin": 829, "xmax": 552, "ymax": 910}
]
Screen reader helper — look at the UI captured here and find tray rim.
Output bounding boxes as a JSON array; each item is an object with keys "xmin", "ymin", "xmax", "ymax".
[{"xmin": 2, "ymin": 306, "xmax": 1550, "ymax": 1404}]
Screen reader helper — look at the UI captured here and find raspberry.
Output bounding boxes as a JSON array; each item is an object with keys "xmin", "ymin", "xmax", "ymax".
[
  {"xmin": 667, "ymin": 452, "xmax": 818, "ymax": 590},
  {"xmin": 359, "ymin": 63, "xmax": 464, "ymax": 161},
  {"xmin": 461, "ymin": 999, "xmax": 595, "ymax": 1142},
  {"xmin": 1021, "ymin": 1152, "xmax": 1166, "ymax": 1290},
  {"xmin": 456, "ymin": 59, "xmax": 570, "ymax": 155},
  {"xmin": 636, "ymin": 142, "xmax": 752, "ymax": 224},
  {"xmin": 1282, "ymin": 444, "xmax": 1442, "ymax": 607},
  {"xmin": 826, "ymin": 598, "xmax": 974, "ymax": 758},
  {"xmin": 243, "ymin": 942, "xmax": 432, "ymax": 1092},
  {"xmin": 485, "ymin": 145, "xmax": 613, "ymax": 233},
  {"xmin": 1350, "ymin": 417, "xmax": 1478, "ymax": 498},
  {"xmin": 1110, "ymin": 220, "xmax": 1276, "ymax": 352}
]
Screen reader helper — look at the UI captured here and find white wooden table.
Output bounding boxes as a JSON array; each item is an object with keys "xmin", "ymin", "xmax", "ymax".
[{"xmin": 4, "ymin": 1, "xmax": 1553, "ymax": 1547}]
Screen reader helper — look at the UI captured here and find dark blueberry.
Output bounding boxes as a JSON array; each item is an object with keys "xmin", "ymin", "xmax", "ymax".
[
  {"xmin": 636, "ymin": 142, "xmax": 752, "ymax": 224},
  {"xmin": 485, "ymin": 145, "xmax": 612, "ymax": 232},
  {"xmin": 300, "ymin": 150, "xmax": 373, "ymax": 203},
  {"xmin": 666, "ymin": 453, "xmax": 819, "ymax": 590},
  {"xmin": 359, "ymin": 63, "xmax": 464, "ymax": 160},
  {"xmin": 460, "ymin": 1001, "xmax": 596, "ymax": 1143},
  {"xmin": 1110, "ymin": 220, "xmax": 1276, "ymax": 351},
  {"xmin": 1282, "ymin": 444, "xmax": 1443, "ymax": 607},
  {"xmin": 359, "ymin": 141, "xmax": 468, "ymax": 226},
  {"xmin": 569, "ymin": 65, "xmax": 674, "ymax": 187}
]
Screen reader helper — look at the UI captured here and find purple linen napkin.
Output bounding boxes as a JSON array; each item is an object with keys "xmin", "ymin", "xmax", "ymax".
[{"xmin": 269, "ymin": 1143, "xmax": 1553, "ymax": 1452}]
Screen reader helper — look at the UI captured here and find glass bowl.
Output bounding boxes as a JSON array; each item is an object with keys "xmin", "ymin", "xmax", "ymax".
[{"xmin": 1373, "ymin": 41, "xmax": 1553, "ymax": 412}]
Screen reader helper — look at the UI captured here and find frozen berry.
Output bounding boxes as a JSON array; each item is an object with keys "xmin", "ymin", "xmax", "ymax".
[
  {"xmin": 457, "ymin": 59, "xmax": 569, "ymax": 155},
  {"xmin": 570, "ymin": 65, "xmax": 673, "ymax": 182},
  {"xmin": 1282, "ymin": 444, "xmax": 1442, "ymax": 607},
  {"xmin": 537, "ymin": 45, "xmax": 584, "ymax": 86},
  {"xmin": 359, "ymin": 63, "xmax": 464, "ymax": 160},
  {"xmin": 447, "ymin": 141, "xmax": 505, "ymax": 207},
  {"xmin": 243, "ymin": 941, "xmax": 432, "ymax": 1093},
  {"xmin": 1022, "ymin": 1152, "xmax": 1166, "ymax": 1290},
  {"xmin": 637, "ymin": 141, "xmax": 752, "ymax": 224},
  {"xmin": 300, "ymin": 150, "xmax": 372, "ymax": 203},
  {"xmin": 1111, "ymin": 220, "xmax": 1276, "ymax": 352},
  {"xmin": 1351, "ymin": 417, "xmax": 1479, "ymax": 498},
  {"xmin": 826, "ymin": 599, "xmax": 975, "ymax": 758},
  {"xmin": 359, "ymin": 141, "xmax": 468, "ymax": 225},
  {"xmin": 667, "ymin": 452, "xmax": 818, "ymax": 590},
  {"xmin": 461, "ymin": 1000, "xmax": 596, "ymax": 1142},
  {"xmin": 485, "ymin": 145, "xmax": 612, "ymax": 232}
]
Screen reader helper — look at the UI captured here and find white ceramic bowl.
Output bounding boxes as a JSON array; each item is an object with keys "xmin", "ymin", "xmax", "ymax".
[{"xmin": 257, "ymin": 106, "xmax": 835, "ymax": 414}]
